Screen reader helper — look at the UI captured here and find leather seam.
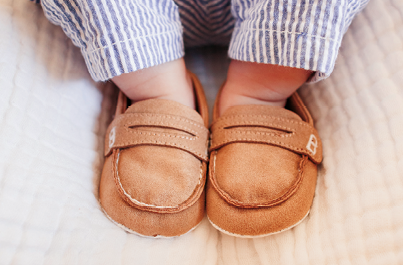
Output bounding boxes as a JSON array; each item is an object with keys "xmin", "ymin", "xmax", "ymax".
[
  {"xmin": 291, "ymin": 95, "xmax": 311, "ymax": 122},
  {"xmin": 210, "ymin": 151, "xmax": 308, "ymax": 208},
  {"xmin": 212, "ymin": 139, "xmax": 307, "ymax": 152},
  {"xmin": 123, "ymin": 128, "xmax": 199, "ymax": 140},
  {"xmin": 113, "ymin": 149, "xmax": 205, "ymax": 213},
  {"xmin": 210, "ymin": 139, "xmax": 318, "ymax": 163},
  {"xmin": 214, "ymin": 115, "xmax": 312, "ymax": 127},
  {"xmin": 215, "ymin": 129, "xmax": 295, "ymax": 138},
  {"xmin": 118, "ymin": 113, "xmax": 207, "ymax": 129}
]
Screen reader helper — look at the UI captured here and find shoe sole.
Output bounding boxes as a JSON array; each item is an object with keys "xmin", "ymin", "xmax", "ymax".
[
  {"xmin": 207, "ymin": 210, "xmax": 310, "ymax": 238},
  {"xmin": 101, "ymin": 207, "xmax": 201, "ymax": 238}
]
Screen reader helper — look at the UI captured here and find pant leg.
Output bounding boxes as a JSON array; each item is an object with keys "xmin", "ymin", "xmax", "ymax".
[
  {"xmin": 40, "ymin": 0, "xmax": 184, "ymax": 81},
  {"xmin": 229, "ymin": 0, "xmax": 370, "ymax": 82},
  {"xmin": 174, "ymin": 0, "xmax": 234, "ymax": 47}
]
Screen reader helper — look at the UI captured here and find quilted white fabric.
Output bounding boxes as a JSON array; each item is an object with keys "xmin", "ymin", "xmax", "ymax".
[{"xmin": 1, "ymin": 0, "xmax": 402, "ymax": 264}]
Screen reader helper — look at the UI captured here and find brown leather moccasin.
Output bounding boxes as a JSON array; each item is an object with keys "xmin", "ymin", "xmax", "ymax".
[
  {"xmin": 206, "ymin": 91, "xmax": 322, "ymax": 237},
  {"xmin": 99, "ymin": 72, "xmax": 209, "ymax": 238}
]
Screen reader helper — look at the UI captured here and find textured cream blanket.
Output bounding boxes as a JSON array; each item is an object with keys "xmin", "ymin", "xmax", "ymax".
[{"xmin": 1, "ymin": 0, "xmax": 402, "ymax": 264}]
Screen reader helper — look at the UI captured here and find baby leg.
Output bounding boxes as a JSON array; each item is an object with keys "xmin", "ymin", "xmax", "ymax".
[
  {"xmin": 219, "ymin": 61, "xmax": 312, "ymax": 115},
  {"xmin": 112, "ymin": 59, "xmax": 195, "ymax": 109}
]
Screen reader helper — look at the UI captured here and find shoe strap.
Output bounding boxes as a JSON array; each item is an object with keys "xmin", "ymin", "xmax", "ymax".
[
  {"xmin": 105, "ymin": 112, "xmax": 209, "ymax": 162},
  {"xmin": 209, "ymin": 114, "xmax": 322, "ymax": 164}
]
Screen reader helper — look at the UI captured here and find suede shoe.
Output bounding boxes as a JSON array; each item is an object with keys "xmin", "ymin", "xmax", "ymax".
[
  {"xmin": 99, "ymin": 72, "xmax": 209, "ymax": 237},
  {"xmin": 206, "ymin": 90, "xmax": 322, "ymax": 237}
]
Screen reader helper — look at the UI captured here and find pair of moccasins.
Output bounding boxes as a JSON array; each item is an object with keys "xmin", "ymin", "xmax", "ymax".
[{"xmin": 99, "ymin": 72, "xmax": 322, "ymax": 238}]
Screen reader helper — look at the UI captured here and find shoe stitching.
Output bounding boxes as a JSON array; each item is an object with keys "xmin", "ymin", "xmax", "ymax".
[
  {"xmin": 124, "ymin": 129, "xmax": 199, "ymax": 140},
  {"xmin": 212, "ymin": 139, "xmax": 312, "ymax": 155},
  {"xmin": 210, "ymin": 151, "xmax": 308, "ymax": 208},
  {"xmin": 217, "ymin": 121, "xmax": 308, "ymax": 134},
  {"xmin": 210, "ymin": 138, "xmax": 320, "ymax": 164},
  {"xmin": 210, "ymin": 117, "xmax": 320, "ymax": 162},
  {"xmin": 218, "ymin": 129, "xmax": 295, "ymax": 138},
  {"xmin": 121, "ymin": 113, "xmax": 207, "ymax": 130},
  {"xmin": 290, "ymin": 94, "xmax": 311, "ymax": 122},
  {"xmin": 114, "ymin": 149, "xmax": 205, "ymax": 211},
  {"xmin": 214, "ymin": 114, "xmax": 313, "ymax": 127}
]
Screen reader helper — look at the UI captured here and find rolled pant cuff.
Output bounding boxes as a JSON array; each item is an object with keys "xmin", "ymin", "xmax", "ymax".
[
  {"xmin": 82, "ymin": 29, "xmax": 185, "ymax": 82},
  {"xmin": 228, "ymin": 25, "xmax": 342, "ymax": 83}
]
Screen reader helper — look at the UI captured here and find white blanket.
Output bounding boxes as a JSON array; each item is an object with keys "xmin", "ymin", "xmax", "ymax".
[{"xmin": 0, "ymin": 0, "xmax": 402, "ymax": 264}]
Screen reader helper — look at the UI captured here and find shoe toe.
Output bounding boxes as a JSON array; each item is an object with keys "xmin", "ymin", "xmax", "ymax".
[
  {"xmin": 100, "ymin": 154, "xmax": 206, "ymax": 237},
  {"xmin": 118, "ymin": 145, "xmax": 203, "ymax": 208},
  {"xmin": 207, "ymin": 149, "xmax": 317, "ymax": 237},
  {"xmin": 206, "ymin": 93, "xmax": 322, "ymax": 237},
  {"xmin": 213, "ymin": 143, "xmax": 301, "ymax": 206}
]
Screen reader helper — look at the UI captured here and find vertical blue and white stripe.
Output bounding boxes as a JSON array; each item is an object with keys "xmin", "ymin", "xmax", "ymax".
[
  {"xmin": 41, "ymin": 0, "xmax": 184, "ymax": 81},
  {"xmin": 228, "ymin": 0, "xmax": 369, "ymax": 82},
  {"xmin": 37, "ymin": 0, "xmax": 369, "ymax": 82},
  {"xmin": 175, "ymin": 0, "xmax": 235, "ymax": 47}
]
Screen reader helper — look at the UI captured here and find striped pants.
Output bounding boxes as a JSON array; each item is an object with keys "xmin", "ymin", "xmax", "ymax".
[{"xmin": 39, "ymin": 0, "xmax": 369, "ymax": 82}]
